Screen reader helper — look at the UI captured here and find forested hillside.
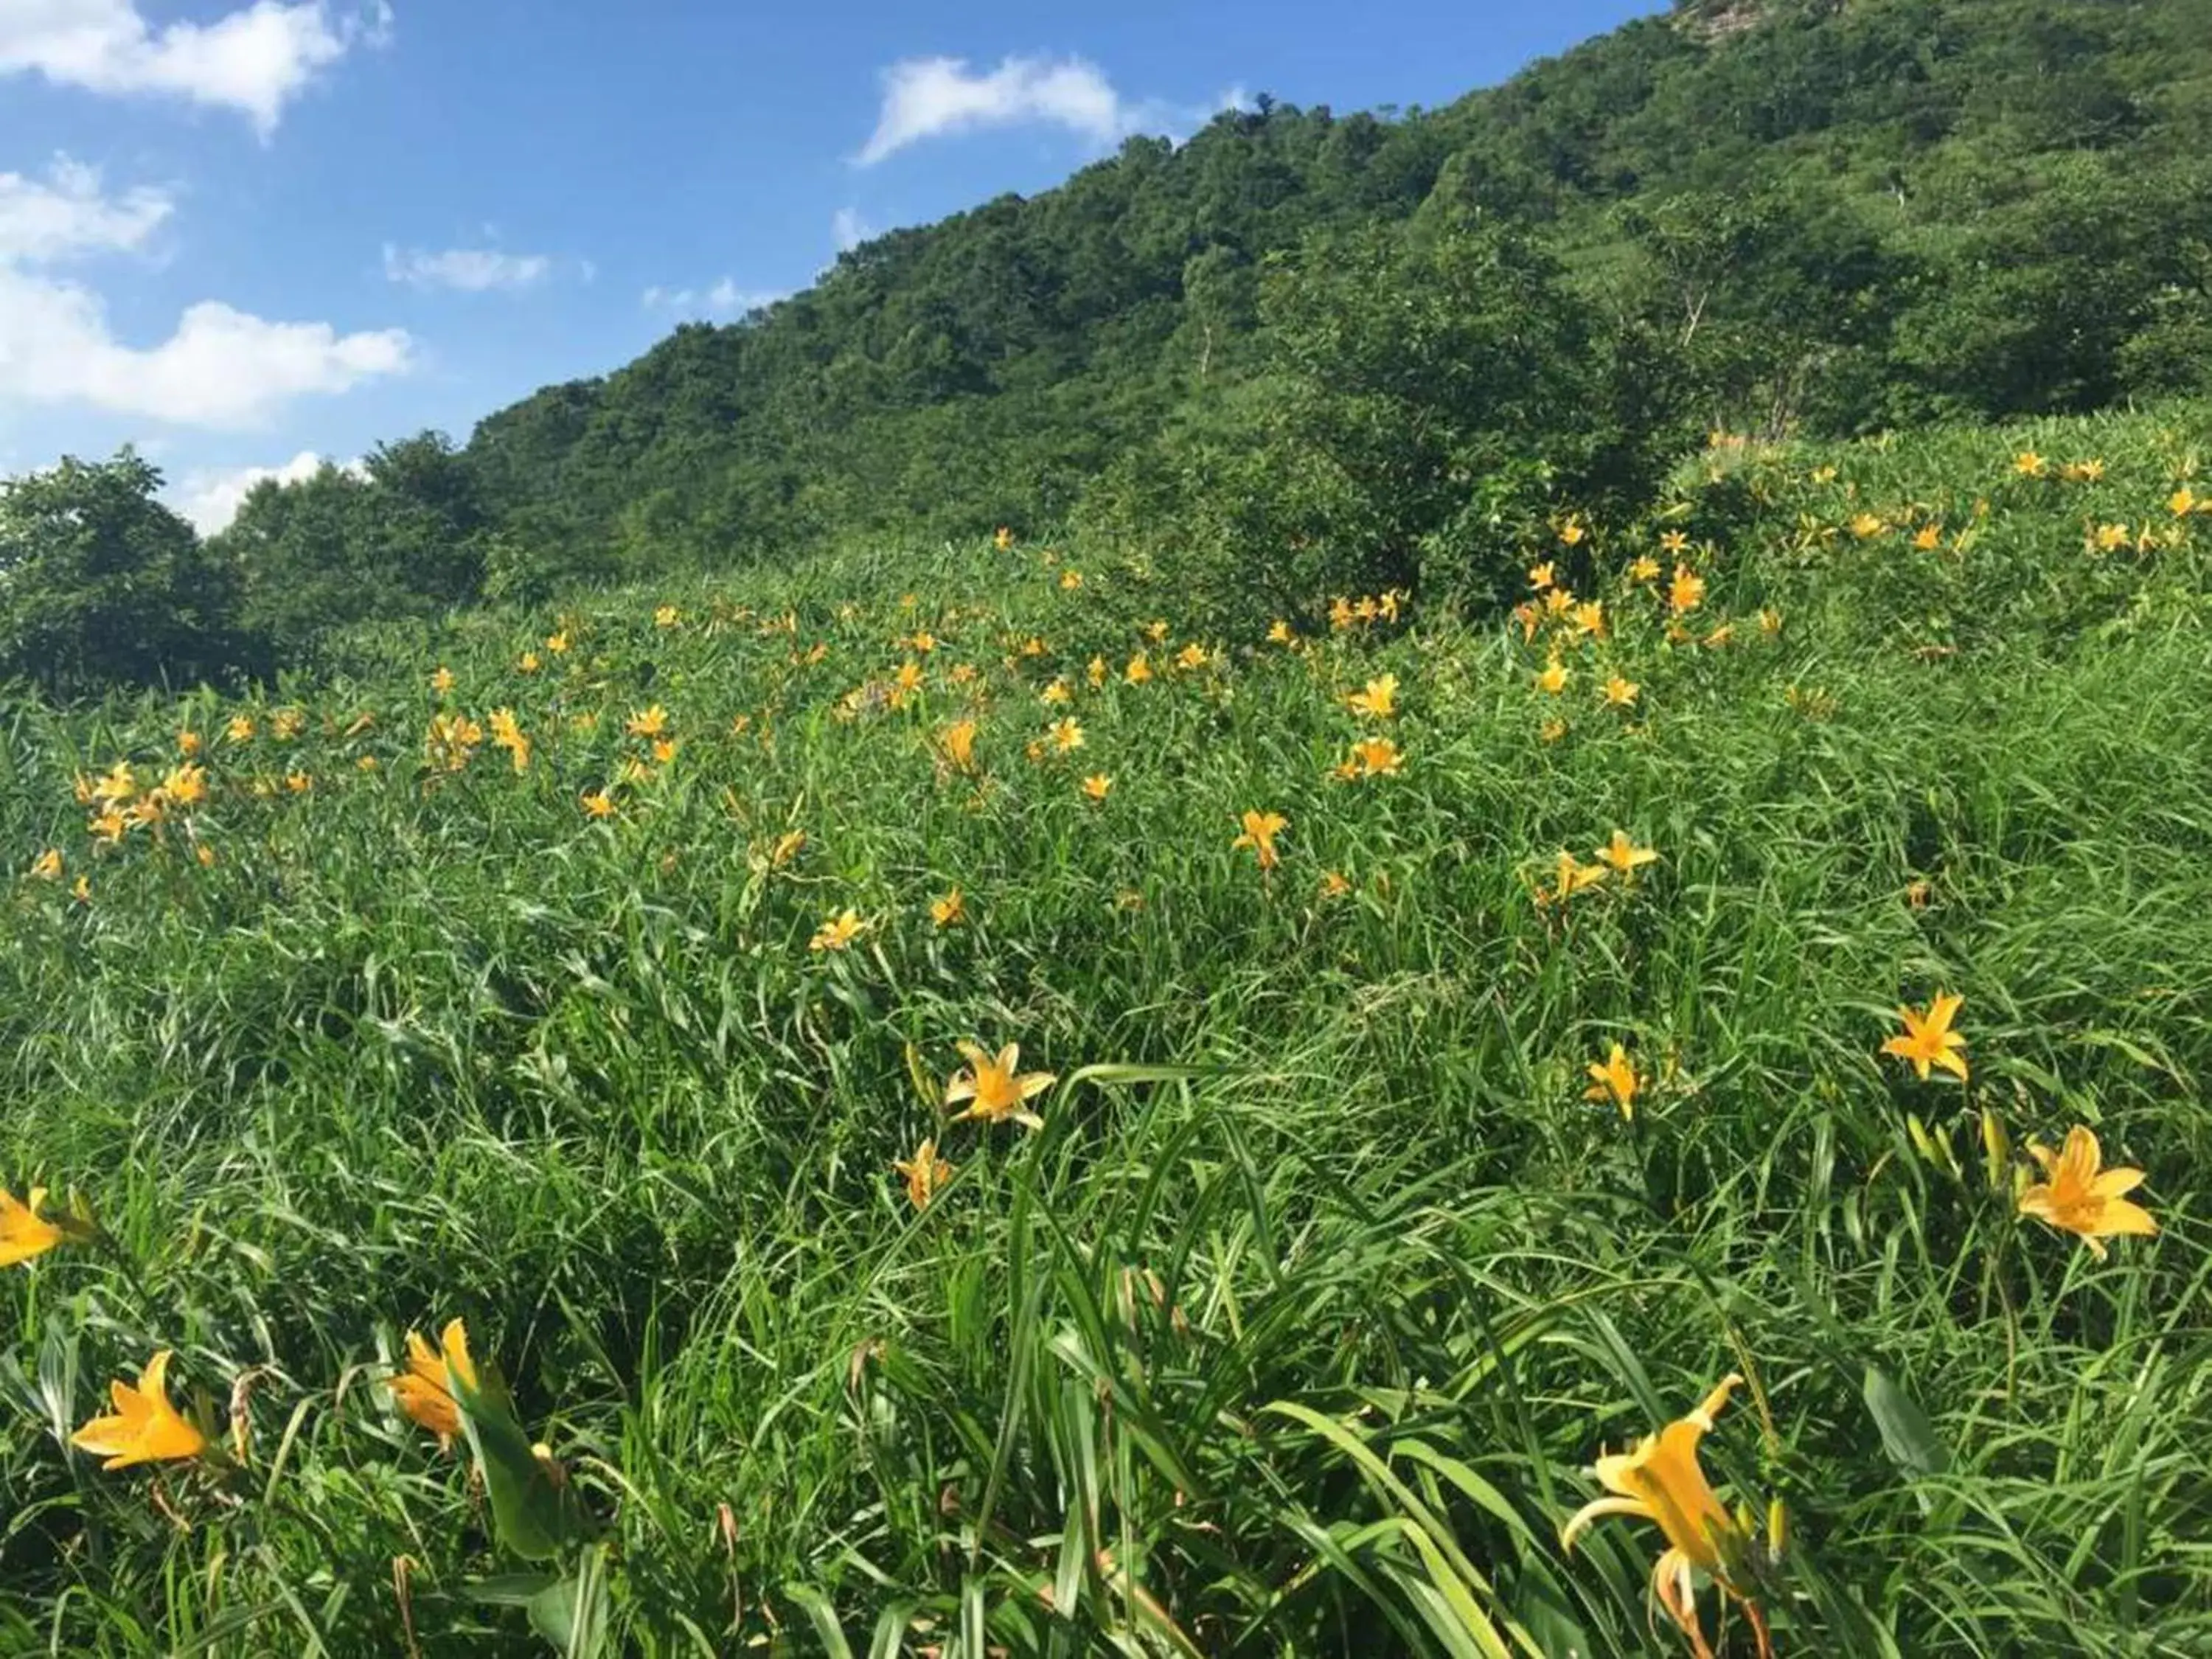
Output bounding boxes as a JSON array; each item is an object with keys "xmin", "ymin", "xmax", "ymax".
[
  {"xmin": 7, "ymin": 0, "xmax": 2212, "ymax": 692},
  {"xmin": 442, "ymin": 0, "xmax": 2212, "ymax": 558}
]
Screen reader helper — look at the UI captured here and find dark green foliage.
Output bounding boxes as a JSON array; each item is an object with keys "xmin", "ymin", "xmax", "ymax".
[
  {"xmin": 1081, "ymin": 217, "xmax": 1659, "ymax": 620},
  {"xmin": 0, "ymin": 452, "xmax": 253, "ymax": 699},
  {"xmin": 418, "ymin": 0, "xmax": 2212, "ymax": 580},
  {"xmin": 218, "ymin": 432, "xmax": 493, "ymax": 658}
]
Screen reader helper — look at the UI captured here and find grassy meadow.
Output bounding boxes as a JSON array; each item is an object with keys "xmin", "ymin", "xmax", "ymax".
[{"xmin": 4, "ymin": 407, "xmax": 2212, "ymax": 1655}]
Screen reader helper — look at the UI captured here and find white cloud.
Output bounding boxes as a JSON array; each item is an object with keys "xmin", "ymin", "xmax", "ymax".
[
  {"xmin": 641, "ymin": 278, "xmax": 785, "ymax": 320},
  {"xmin": 0, "ymin": 1, "xmax": 392, "ymax": 137},
  {"xmin": 856, "ymin": 55, "xmax": 1138, "ymax": 165},
  {"xmin": 171, "ymin": 446, "xmax": 336, "ymax": 532},
  {"xmin": 0, "ymin": 159, "xmax": 411, "ymax": 428},
  {"xmin": 383, "ymin": 243, "xmax": 553, "ymax": 293},
  {"xmin": 831, "ymin": 206, "xmax": 873, "ymax": 252},
  {"xmin": 0, "ymin": 154, "xmax": 173, "ymax": 264},
  {"xmin": 0, "ymin": 276, "xmax": 411, "ymax": 425}
]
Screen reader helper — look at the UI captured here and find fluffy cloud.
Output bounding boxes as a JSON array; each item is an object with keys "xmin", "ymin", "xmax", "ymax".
[
  {"xmin": 0, "ymin": 157, "xmax": 411, "ymax": 428},
  {"xmin": 0, "ymin": 276, "xmax": 411, "ymax": 426},
  {"xmin": 0, "ymin": 154, "xmax": 173, "ymax": 263},
  {"xmin": 641, "ymin": 278, "xmax": 785, "ymax": 319},
  {"xmin": 831, "ymin": 206, "xmax": 874, "ymax": 253},
  {"xmin": 0, "ymin": 0, "xmax": 391, "ymax": 136},
  {"xmin": 171, "ymin": 447, "xmax": 347, "ymax": 533},
  {"xmin": 856, "ymin": 55, "xmax": 1140, "ymax": 164},
  {"xmin": 383, "ymin": 243, "xmax": 553, "ymax": 293}
]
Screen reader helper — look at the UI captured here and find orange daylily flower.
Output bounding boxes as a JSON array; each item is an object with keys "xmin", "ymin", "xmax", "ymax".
[
  {"xmin": 1346, "ymin": 674, "xmax": 1398, "ymax": 719},
  {"xmin": 1233, "ymin": 809, "xmax": 1288, "ymax": 871},
  {"xmin": 2018, "ymin": 1126, "xmax": 2157, "ymax": 1259},
  {"xmin": 1584, "ymin": 1044, "xmax": 1641, "ymax": 1120},
  {"xmin": 71, "ymin": 1350, "xmax": 209, "ymax": 1470},
  {"xmin": 0, "ymin": 1186, "xmax": 69, "ymax": 1266},
  {"xmin": 1881, "ymin": 992, "xmax": 1969, "ymax": 1082},
  {"xmin": 945, "ymin": 1041, "xmax": 1054, "ymax": 1130},
  {"xmin": 810, "ymin": 908, "xmax": 866, "ymax": 952},
  {"xmin": 390, "ymin": 1328, "xmax": 462, "ymax": 1448},
  {"xmin": 1596, "ymin": 830, "xmax": 1658, "ymax": 876},
  {"xmin": 894, "ymin": 1139, "xmax": 958, "ymax": 1210},
  {"xmin": 1562, "ymin": 1374, "xmax": 1770, "ymax": 1659}
]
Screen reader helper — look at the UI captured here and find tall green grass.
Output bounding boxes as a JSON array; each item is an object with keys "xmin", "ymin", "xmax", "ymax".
[{"xmin": 2, "ymin": 404, "xmax": 2209, "ymax": 1655}]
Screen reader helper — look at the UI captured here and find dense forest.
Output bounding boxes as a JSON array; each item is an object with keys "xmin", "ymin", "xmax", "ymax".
[{"xmin": 6, "ymin": 0, "xmax": 2211, "ymax": 694}]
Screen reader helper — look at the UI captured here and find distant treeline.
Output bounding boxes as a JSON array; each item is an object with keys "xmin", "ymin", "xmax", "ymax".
[{"xmin": 6, "ymin": 0, "xmax": 2209, "ymax": 697}]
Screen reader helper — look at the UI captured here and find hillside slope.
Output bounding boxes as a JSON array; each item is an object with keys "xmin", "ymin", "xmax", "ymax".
[
  {"xmin": 6, "ymin": 403, "xmax": 2211, "ymax": 1652},
  {"xmin": 445, "ymin": 0, "xmax": 2212, "ymax": 563}
]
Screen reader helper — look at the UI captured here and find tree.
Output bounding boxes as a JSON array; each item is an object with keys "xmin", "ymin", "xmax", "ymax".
[
  {"xmin": 0, "ymin": 451, "xmax": 251, "ymax": 699},
  {"xmin": 217, "ymin": 432, "xmax": 491, "ymax": 658}
]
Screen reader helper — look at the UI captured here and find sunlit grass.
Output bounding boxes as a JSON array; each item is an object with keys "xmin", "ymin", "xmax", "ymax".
[{"xmin": 2, "ymin": 403, "xmax": 2209, "ymax": 1654}]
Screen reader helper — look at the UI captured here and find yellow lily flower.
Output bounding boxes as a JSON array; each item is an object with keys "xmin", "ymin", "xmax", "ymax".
[
  {"xmin": 1597, "ymin": 830, "xmax": 1658, "ymax": 876},
  {"xmin": 2018, "ymin": 1126, "xmax": 2157, "ymax": 1259},
  {"xmin": 1585, "ymin": 1045, "xmax": 1641, "ymax": 1119},
  {"xmin": 1347, "ymin": 674, "xmax": 1398, "ymax": 719},
  {"xmin": 1233, "ymin": 809, "xmax": 1287, "ymax": 871},
  {"xmin": 1335, "ymin": 737, "xmax": 1402, "ymax": 778},
  {"xmin": 938, "ymin": 718, "xmax": 979, "ymax": 773},
  {"xmin": 1562, "ymin": 1374, "xmax": 1768, "ymax": 1659},
  {"xmin": 894, "ymin": 1139, "xmax": 957, "ymax": 1210},
  {"xmin": 1536, "ymin": 658, "xmax": 1570, "ymax": 695},
  {"xmin": 1544, "ymin": 850, "xmax": 1610, "ymax": 905},
  {"xmin": 930, "ymin": 887, "xmax": 966, "ymax": 928},
  {"xmin": 390, "ymin": 1329, "xmax": 462, "ymax": 1448},
  {"xmin": 71, "ymin": 1350, "xmax": 209, "ymax": 1470},
  {"xmin": 1882, "ymin": 992, "xmax": 1969, "ymax": 1082},
  {"xmin": 1082, "ymin": 773, "xmax": 1114, "ymax": 801},
  {"xmin": 810, "ymin": 908, "xmax": 866, "ymax": 952},
  {"xmin": 0, "ymin": 1186, "xmax": 67, "ymax": 1266},
  {"xmin": 945, "ymin": 1041, "xmax": 1055, "ymax": 1130},
  {"xmin": 1669, "ymin": 565, "xmax": 1706, "ymax": 615},
  {"xmin": 1602, "ymin": 674, "xmax": 1639, "ymax": 709}
]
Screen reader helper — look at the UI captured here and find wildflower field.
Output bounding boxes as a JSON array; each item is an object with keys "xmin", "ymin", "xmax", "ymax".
[{"xmin": 5, "ymin": 407, "xmax": 2212, "ymax": 1655}]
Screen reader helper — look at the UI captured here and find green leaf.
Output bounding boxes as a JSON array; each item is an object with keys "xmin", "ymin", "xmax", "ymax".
[
  {"xmin": 446, "ymin": 1338, "xmax": 597, "ymax": 1562},
  {"xmin": 525, "ymin": 1553, "xmax": 611, "ymax": 1658},
  {"xmin": 1863, "ymin": 1366, "xmax": 1950, "ymax": 1480}
]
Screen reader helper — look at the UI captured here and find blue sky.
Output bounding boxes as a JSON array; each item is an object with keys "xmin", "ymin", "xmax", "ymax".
[{"xmin": 0, "ymin": 0, "xmax": 1656, "ymax": 530}]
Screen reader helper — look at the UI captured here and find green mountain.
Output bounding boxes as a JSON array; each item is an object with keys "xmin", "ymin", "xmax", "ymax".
[{"xmin": 445, "ymin": 0, "xmax": 2210, "ymax": 568}]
